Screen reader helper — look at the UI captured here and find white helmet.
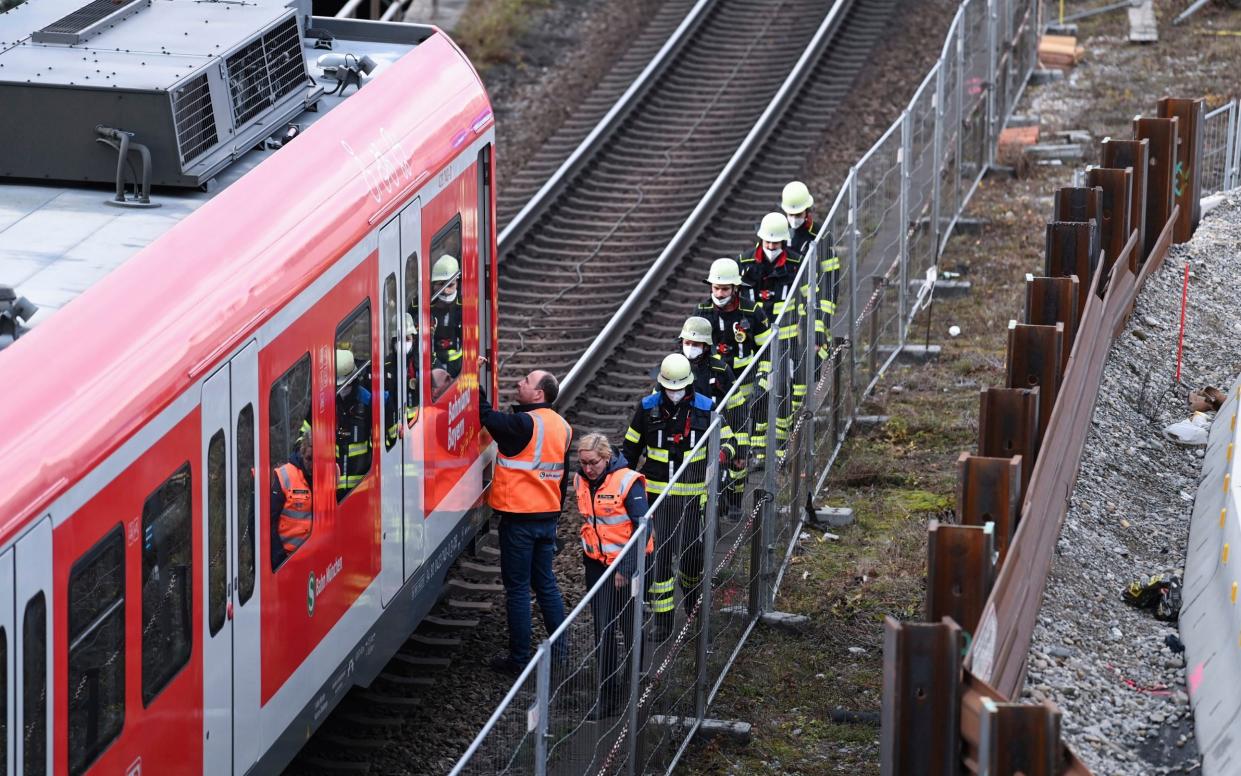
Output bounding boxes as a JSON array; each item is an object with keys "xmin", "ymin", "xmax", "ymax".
[
  {"xmin": 336, "ymin": 348, "xmax": 355, "ymax": 386},
  {"xmin": 757, "ymin": 212, "xmax": 791, "ymax": 243},
  {"xmin": 781, "ymin": 181, "xmax": 814, "ymax": 214},
  {"xmin": 679, "ymin": 316, "xmax": 713, "ymax": 345},
  {"xmin": 432, "ymin": 254, "xmax": 460, "ymax": 283},
  {"xmin": 403, "ymin": 312, "xmax": 415, "ymax": 332},
  {"xmin": 706, "ymin": 257, "xmax": 743, "ymax": 286},
  {"xmin": 657, "ymin": 353, "xmax": 694, "ymax": 390}
]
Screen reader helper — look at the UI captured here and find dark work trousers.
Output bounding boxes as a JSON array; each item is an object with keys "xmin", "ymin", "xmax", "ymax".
[
  {"xmin": 498, "ymin": 516, "xmax": 566, "ymax": 664},
  {"xmin": 584, "ymin": 554, "xmax": 637, "ymax": 710},
  {"xmin": 644, "ymin": 491, "xmax": 706, "ymax": 637}
]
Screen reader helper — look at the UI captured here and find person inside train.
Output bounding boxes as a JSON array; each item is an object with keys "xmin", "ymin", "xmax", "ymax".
[
  {"xmin": 573, "ymin": 432, "xmax": 651, "ymax": 720},
  {"xmin": 385, "ymin": 313, "xmax": 418, "ymax": 445},
  {"xmin": 430, "ymin": 254, "xmax": 463, "ymax": 385},
  {"xmin": 271, "ymin": 425, "xmax": 314, "ymax": 570},
  {"xmin": 335, "ymin": 348, "xmax": 372, "ymax": 499}
]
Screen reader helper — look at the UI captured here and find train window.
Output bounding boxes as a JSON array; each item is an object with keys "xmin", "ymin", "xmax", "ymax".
[
  {"xmin": 237, "ymin": 404, "xmax": 256, "ymax": 604},
  {"xmin": 383, "ymin": 274, "xmax": 406, "ymax": 451},
  {"xmin": 429, "ymin": 217, "xmax": 463, "ymax": 403},
  {"xmin": 402, "ymin": 250, "xmax": 420, "ymax": 426},
  {"xmin": 208, "ymin": 431, "xmax": 227, "ymax": 636},
  {"xmin": 0, "ymin": 626, "xmax": 6, "ymax": 775},
  {"xmin": 335, "ymin": 301, "xmax": 374, "ymax": 502},
  {"xmin": 21, "ymin": 593, "xmax": 44, "ymax": 776},
  {"xmin": 141, "ymin": 463, "xmax": 192, "ymax": 704},
  {"xmin": 270, "ymin": 354, "xmax": 313, "ymax": 571},
  {"xmin": 67, "ymin": 528, "xmax": 123, "ymax": 775}
]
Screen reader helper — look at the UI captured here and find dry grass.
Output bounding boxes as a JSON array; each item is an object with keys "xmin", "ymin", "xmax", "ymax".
[{"xmin": 453, "ymin": 0, "xmax": 552, "ymax": 72}]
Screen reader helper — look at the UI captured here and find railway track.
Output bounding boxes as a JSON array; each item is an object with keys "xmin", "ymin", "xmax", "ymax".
[
  {"xmin": 290, "ymin": 0, "xmax": 902, "ymax": 771},
  {"xmin": 495, "ymin": 0, "xmax": 896, "ymax": 436}
]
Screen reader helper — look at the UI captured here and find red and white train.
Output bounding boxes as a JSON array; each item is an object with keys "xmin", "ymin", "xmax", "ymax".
[{"xmin": 0, "ymin": 0, "xmax": 497, "ymax": 772}]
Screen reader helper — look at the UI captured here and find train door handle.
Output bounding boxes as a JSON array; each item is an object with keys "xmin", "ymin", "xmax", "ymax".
[{"xmin": 227, "ymin": 601, "xmax": 234, "ymax": 621}]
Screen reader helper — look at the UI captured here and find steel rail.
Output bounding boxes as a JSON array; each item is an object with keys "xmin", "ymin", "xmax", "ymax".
[
  {"xmin": 555, "ymin": 0, "xmax": 856, "ymax": 409},
  {"xmin": 495, "ymin": 0, "xmax": 719, "ymax": 255}
]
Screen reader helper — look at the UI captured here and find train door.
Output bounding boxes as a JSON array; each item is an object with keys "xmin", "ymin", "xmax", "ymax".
[
  {"xmin": 201, "ymin": 343, "xmax": 262, "ymax": 775},
  {"xmin": 400, "ymin": 200, "xmax": 426, "ymax": 575},
  {"xmin": 14, "ymin": 518, "xmax": 52, "ymax": 775}
]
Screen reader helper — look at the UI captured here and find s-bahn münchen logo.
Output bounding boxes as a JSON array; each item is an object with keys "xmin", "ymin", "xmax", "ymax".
[{"xmin": 307, "ymin": 571, "xmax": 317, "ymax": 617}]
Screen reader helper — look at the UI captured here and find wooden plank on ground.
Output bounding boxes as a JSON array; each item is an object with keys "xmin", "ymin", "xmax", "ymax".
[{"xmin": 1129, "ymin": 0, "xmax": 1157, "ymax": 43}]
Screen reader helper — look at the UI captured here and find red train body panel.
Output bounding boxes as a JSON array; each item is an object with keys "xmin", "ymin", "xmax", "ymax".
[{"xmin": 0, "ymin": 17, "xmax": 497, "ymax": 776}]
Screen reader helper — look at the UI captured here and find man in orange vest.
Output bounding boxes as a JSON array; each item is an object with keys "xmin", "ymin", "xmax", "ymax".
[
  {"xmin": 270, "ymin": 427, "xmax": 314, "ymax": 571},
  {"xmin": 574, "ymin": 432, "xmax": 651, "ymax": 720},
  {"xmin": 481, "ymin": 369, "xmax": 574, "ymax": 676}
]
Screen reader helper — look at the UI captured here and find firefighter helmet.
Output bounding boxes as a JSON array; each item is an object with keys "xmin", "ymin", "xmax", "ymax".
[
  {"xmin": 336, "ymin": 349, "xmax": 355, "ymax": 386},
  {"xmin": 403, "ymin": 312, "xmax": 415, "ymax": 331},
  {"xmin": 781, "ymin": 181, "xmax": 814, "ymax": 214},
  {"xmin": 657, "ymin": 353, "xmax": 694, "ymax": 390},
  {"xmin": 757, "ymin": 212, "xmax": 791, "ymax": 243},
  {"xmin": 432, "ymin": 254, "xmax": 459, "ymax": 283},
  {"xmin": 679, "ymin": 316, "xmax": 713, "ymax": 345},
  {"xmin": 706, "ymin": 257, "xmax": 743, "ymax": 285}
]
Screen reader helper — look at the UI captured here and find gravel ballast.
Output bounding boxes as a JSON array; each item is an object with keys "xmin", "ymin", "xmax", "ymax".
[{"xmin": 1023, "ymin": 194, "xmax": 1241, "ymax": 776}]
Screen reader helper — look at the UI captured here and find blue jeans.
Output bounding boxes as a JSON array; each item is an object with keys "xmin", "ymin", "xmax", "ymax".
[{"xmin": 498, "ymin": 516, "xmax": 566, "ymax": 664}]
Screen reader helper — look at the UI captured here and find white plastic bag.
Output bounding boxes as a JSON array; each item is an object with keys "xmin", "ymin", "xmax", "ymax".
[{"xmin": 1162, "ymin": 412, "xmax": 1211, "ymax": 446}]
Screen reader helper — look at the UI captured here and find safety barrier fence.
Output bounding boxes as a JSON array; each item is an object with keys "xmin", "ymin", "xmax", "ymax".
[
  {"xmin": 1181, "ymin": 377, "xmax": 1241, "ymax": 776},
  {"xmin": 882, "ymin": 95, "xmax": 1211, "ymax": 775},
  {"xmin": 451, "ymin": 0, "xmax": 1043, "ymax": 772}
]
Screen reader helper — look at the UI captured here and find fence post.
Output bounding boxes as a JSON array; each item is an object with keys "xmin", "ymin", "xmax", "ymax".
[
  {"xmin": 1224, "ymin": 102, "xmax": 1237, "ymax": 191},
  {"xmin": 803, "ymin": 242, "xmax": 819, "ymax": 476},
  {"xmin": 534, "ymin": 645, "xmax": 551, "ymax": 776},
  {"xmin": 931, "ymin": 61, "xmax": 945, "ymax": 265},
  {"xmin": 955, "ymin": 8, "xmax": 965, "ymax": 218},
  {"xmin": 696, "ymin": 422, "xmax": 722, "ymax": 720},
  {"xmin": 880, "ymin": 617, "xmax": 964, "ymax": 776},
  {"xmin": 626, "ymin": 524, "xmax": 647, "ymax": 776},
  {"xmin": 1231, "ymin": 101, "xmax": 1241, "ymax": 191},
  {"xmin": 986, "ymin": 0, "xmax": 998, "ymax": 169},
  {"xmin": 847, "ymin": 170, "xmax": 860, "ymax": 403},
  {"xmin": 899, "ymin": 112, "xmax": 911, "ymax": 341}
]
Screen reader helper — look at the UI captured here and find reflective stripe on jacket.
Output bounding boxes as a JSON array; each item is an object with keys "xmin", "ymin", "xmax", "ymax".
[
  {"xmin": 575, "ymin": 469, "xmax": 652, "ymax": 565},
  {"xmin": 489, "ymin": 407, "xmax": 573, "ymax": 514},
  {"xmin": 275, "ymin": 463, "xmax": 313, "ymax": 553}
]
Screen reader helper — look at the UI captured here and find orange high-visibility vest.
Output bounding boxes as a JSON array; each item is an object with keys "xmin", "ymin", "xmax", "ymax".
[
  {"xmin": 489, "ymin": 408, "xmax": 572, "ymax": 514},
  {"xmin": 275, "ymin": 463, "xmax": 313, "ymax": 553},
  {"xmin": 575, "ymin": 468, "xmax": 652, "ymax": 565}
]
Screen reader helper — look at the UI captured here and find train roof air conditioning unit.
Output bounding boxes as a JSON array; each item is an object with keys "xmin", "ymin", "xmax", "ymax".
[{"xmin": 0, "ymin": 0, "xmax": 321, "ymax": 188}]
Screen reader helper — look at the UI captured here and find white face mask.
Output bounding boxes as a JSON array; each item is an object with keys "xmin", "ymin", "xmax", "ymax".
[
  {"xmin": 441, "ymin": 289, "xmax": 458, "ymax": 303},
  {"xmin": 788, "ymin": 214, "xmax": 806, "ymax": 229},
  {"xmin": 712, "ymin": 292, "xmax": 731, "ymax": 307},
  {"xmin": 763, "ymin": 246, "xmax": 782, "ymax": 260},
  {"xmin": 664, "ymin": 388, "xmax": 686, "ymax": 403},
  {"xmin": 682, "ymin": 343, "xmax": 705, "ymax": 360}
]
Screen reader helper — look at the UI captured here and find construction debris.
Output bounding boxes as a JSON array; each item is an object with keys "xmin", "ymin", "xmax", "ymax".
[
  {"xmin": 1038, "ymin": 34, "xmax": 1085, "ymax": 70},
  {"xmin": 1129, "ymin": 0, "xmax": 1157, "ymax": 43}
]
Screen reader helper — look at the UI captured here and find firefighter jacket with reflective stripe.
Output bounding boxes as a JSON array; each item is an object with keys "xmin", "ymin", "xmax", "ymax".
[
  {"xmin": 431, "ymin": 298, "xmax": 463, "ymax": 377},
  {"xmin": 739, "ymin": 244, "xmax": 805, "ymax": 324},
  {"xmin": 575, "ymin": 464, "xmax": 653, "ymax": 566},
  {"xmin": 689, "ymin": 353, "xmax": 733, "ymax": 406},
  {"xmin": 337, "ymin": 385, "xmax": 372, "ymax": 493},
  {"xmin": 693, "ymin": 298, "xmax": 770, "ymax": 379},
  {"xmin": 622, "ymin": 391, "xmax": 736, "ymax": 497},
  {"xmin": 489, "ymin": 407, "xmax": 573, "ymax": 515},
  {"xmin": 275, "ymin": 463, "xmax": 313, "ymax": 553}
]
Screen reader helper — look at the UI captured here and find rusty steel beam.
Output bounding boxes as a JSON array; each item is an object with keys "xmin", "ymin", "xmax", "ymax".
[
  {"xmin": 1100, "ymin": 138, "xmax": 1149, "ymax": 272},
  {"xmin": 1083, "ymin": 167, "xmax": 1133, "ymax": 294},
  {"xmin": 978, "ymin": 387, "xmax": 1040, "ymax": 501},
  {"xmin": 927, "ymin": 521, "xmax": 996, "ymax": 639},
  {"xmin": 1006, "ymin": 321, "xmax": 1064, "ymax": 445},
  {"xmin": 978, "ymin": 699, "xmax": 1062, "ymax": 776},
  {"xmin": 1044, "ymin": 222, "xmax": 1095, "ymax": 314},
  {"xmin": 1133, "ymin": 115, "xmax": 1179, "ymax": 261},
  {"xmin": 881, "ymin": 617, "xmax": 964, "ymax": 776},
  {"xmin": 956, "ymin": 453, "xmax": 1021, "ymax": 563},
  {"xmin": 959, "ymin": 673, "xmax": 1093, "ymax": 776},
  {"xmin": 1052, "ymin": 187, "xmax": 1102, "ymax": 272},
  {"xmin": 1157, "ymin": 97, "xmax": 1205, "ymax": 243},
  {"xmin": 1024, "ymin": 275, "xmax": 1078, "ymax": 375}
]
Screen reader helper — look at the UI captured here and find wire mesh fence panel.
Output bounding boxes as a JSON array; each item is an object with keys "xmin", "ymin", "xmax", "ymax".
[
  {"xmin": 449, "ymin": 661, "xmax": 542, "ymax": 776},
  {"xmin": 959, "ymin": 0, "xmax": 992, "ymax": 201},
  {"xmin": 938, "ymin": 13, "xmax": 965, "ymax": 253},
  {"xmin": 1201, "ymin": 103, "xmax": 1236, "ymax": 195},
  {"xmin": 906, "ymin": 66, "xmax": 941, "ymax": 310},
  {"xmin": 852, "ymin": 123, "xmax": 905, "ymax": 391}
]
